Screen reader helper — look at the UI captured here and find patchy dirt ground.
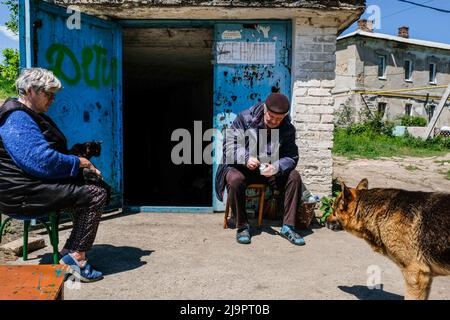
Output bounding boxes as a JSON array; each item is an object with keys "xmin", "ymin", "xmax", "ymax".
[
  {"xmin": 333, "ymin": 153, "xmax": 450, "ymax": 192},
  {"xmin": 0, "ymin": 219, "xmax": 41, "ymax": 263}
]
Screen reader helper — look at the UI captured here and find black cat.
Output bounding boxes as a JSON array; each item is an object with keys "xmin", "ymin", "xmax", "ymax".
[
  {"xmin": 68, "ymin": 141, "xmax": 102, "ymax": 160},
  {"xmin": 68, "ymin": 141, "xmax": 111, "ymax": 205}
]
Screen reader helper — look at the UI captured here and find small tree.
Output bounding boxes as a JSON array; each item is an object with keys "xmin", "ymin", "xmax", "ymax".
[
  {"xmin": 0, "ymin": 0, "xmax": 19, "ymax": 97},
  {"xmin": 2, "ymin": 0, "xmax": 19, "ymax": 35},
  {"xmin": 0, "ymin": 48, "xmax": 19, "ymax": 92}
]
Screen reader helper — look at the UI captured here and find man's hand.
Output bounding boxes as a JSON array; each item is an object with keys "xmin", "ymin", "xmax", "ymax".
[
  {"xmin": 246, "ymin": 157, "xmax": 260, "ymax": 170},
  {"xmin": 260, "ymin": 163, "xmax": 278, "ymax": 177},
  {"xmin": 79, "ymin": 157, "xmax": 102, "ymax": 178}
]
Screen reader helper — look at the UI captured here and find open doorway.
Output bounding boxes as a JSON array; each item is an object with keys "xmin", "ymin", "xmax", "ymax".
[{"xmin": 123, "ymin": 27, "xmax": 214, "ymax": 206}]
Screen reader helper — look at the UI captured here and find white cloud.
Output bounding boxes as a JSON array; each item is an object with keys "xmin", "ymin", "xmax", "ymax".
[{"xmin": 0, "ymin": 25, "xmax": 19, "ymax": 42}]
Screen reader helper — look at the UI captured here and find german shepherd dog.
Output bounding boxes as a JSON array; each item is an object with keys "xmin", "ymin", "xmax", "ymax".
[{"xmin": 327, "ymin": 179, "xmax": 450, "ymax": 300}]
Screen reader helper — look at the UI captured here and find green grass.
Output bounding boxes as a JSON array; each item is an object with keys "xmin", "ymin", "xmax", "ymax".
[
  {"xmin": 446, "ymin": 170, "xmax": 450, "ymax": 180},
  {"xmin": 333, "ymin": 128, "xmax": 450, "ymax": 159},
  {"xmin": 405, "ymin": 165, "xmax": 420, "ymax": 171}
]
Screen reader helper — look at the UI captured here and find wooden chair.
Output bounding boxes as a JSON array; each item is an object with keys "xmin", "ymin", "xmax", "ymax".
[{"xmin": 223, "ymin": 184, "xmax": 267, "ymax": 229}]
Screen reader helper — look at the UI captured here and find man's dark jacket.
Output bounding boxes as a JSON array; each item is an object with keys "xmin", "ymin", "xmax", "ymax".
[
  {"xmin": 215, "ymin": 103, "xmax": 299, "ymax": 202},
  {"xmin": 0, "ymin": 98, "xmax": 93, "ymax": 215}
]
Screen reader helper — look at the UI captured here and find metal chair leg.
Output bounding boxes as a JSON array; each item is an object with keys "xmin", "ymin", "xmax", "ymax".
[
  {"xmin": 49, "ymin": 212, "xmax": 59, "ymax": 264},
  {"xmin": 0, "ymin": 216, "xmax": 13, "ymax": 243},
  {"xmin": 23, "ymin": 220, "xmax": 31, "ymax": 261}
]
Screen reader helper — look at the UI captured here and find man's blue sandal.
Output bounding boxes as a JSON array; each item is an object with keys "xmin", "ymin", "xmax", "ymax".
[
  {"xmin": 280, "ymin": 225, "xmax": 305, "ymax": 246},
  {"xmin": 236, "ymin": 226, "xmax": 251, "ymax": 244},
  {"xmin": 59, "ymin": 254, "xmax": 104, "ymax": 283}
]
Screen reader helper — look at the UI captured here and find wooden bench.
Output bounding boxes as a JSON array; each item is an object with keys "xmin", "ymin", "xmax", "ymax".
[{"xmin": 0, "ymin": 265, "xmax": 66, "ymax": 300}]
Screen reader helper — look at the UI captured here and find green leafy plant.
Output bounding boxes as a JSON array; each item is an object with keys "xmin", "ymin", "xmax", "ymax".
[
  {"xmin": 400, "ymin": 116, "xmax": 427, "ymax": 127},
  {"xmin": 319, "ymin": 196, "xmax": 334, "ymax": 224},
  {"xmin": 0, "ymin": 48, "xmax": 19, "ymax": 87},
  {"xmin": 344, "ymin": 112, "xmax": 394, "ymax": 137},
  {"xmin": 318, "ymin": 178, "xmax": 342, "ymax": 225},
  {"xmin": 0, "ymin": 1, "xmax": 19, "ymax": 99}
]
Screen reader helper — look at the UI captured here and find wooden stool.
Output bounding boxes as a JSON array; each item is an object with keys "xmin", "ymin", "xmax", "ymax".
[
  {"xmin": 224, "ymin": 183, "xmax": 266, "ymax": 229},
  {"xmin": 0, "ymin": 265, "xmax": 66, "ymax": 300}
]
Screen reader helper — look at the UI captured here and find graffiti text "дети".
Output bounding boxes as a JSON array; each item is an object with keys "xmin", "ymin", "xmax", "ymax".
[{"xmin": 45, "ymin": 43, "xmax": 117, "ymax": 88}]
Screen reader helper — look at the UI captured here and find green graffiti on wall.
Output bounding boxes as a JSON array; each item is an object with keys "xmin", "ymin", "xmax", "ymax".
[{"xmin": 45, "ymin": 43, "xmax": 117, "ymax": 88}]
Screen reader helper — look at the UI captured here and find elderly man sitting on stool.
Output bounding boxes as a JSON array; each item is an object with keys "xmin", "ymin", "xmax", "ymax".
[{"xmin": 215, "ymin": 93, "xmax": 304, "ymax": 246}]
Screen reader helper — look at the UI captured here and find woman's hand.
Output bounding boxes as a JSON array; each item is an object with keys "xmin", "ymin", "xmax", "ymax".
[{"xmin": 79, "ymin": 157, "xmax": 102, "ymax": 178}]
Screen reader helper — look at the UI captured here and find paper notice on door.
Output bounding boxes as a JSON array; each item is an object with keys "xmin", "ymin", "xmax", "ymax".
[
  {"xmin": 222, "ymin": 30, "xmax": 242, "ymax": 40},
  {"xmin": 216, "ymin": 42, "xmax": 276, "ymax": 65}
]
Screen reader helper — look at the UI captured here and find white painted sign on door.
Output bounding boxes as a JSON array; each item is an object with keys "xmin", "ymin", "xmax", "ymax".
[{"xmin": 216, "ymin": 42, "xmax": 276, "ymax": 65}]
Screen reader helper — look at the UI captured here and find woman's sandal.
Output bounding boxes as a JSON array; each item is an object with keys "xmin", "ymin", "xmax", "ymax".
[{"xmin": 59, "ymin": 253, "xmax": 104, "ymax": 283}]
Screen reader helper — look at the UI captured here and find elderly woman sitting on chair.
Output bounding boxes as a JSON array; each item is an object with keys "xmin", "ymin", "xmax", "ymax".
[{"xmin": 0, "ymin": 68, "xmax": 107, "ymax": 282}]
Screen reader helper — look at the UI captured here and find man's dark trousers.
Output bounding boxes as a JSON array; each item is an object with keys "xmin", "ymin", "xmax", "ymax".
[{"xmin": 225, "ymin": 166, "xmax": 301, "ymax": 228}]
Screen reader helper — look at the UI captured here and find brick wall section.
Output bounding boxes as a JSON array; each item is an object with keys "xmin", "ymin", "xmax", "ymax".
[{"xmin": 292, "ymin": 23, "xmax": 337, "ymax": 197}]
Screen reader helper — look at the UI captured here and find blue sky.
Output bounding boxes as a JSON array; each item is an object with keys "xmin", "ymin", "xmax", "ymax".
[
  {"xmin": 1, "ymin": 0, "xmax": 450, "ymax": 56},
  {"xmin": 0, "ymin": 3, "xmax": 19, "ymax": 54},
  {"xmin": 342, "ymin": 0, "xmax": 450, "ymax": 42}
]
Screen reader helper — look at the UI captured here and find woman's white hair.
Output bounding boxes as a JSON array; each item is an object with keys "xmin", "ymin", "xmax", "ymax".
[{"xmin": 16, "ymin": 67, "xmax": 62, "ymax": 97}]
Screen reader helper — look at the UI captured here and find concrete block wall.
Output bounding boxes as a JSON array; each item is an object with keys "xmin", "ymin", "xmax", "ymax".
[{"xmin": 292, "ymin": 21, "xmax": 337, "ymax": 197}]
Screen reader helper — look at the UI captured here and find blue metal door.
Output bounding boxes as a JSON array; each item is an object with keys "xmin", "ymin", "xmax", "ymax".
[
  {"xmin": 19, "ymin": 0, "xmax": 123, "ymax": 207},
  {"xmin": 213, "ymin": 21, "xmax": 291, "ymax": 211}
]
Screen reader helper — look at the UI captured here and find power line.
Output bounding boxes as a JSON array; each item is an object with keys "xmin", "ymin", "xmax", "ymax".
[
  {"xmin": 398, "ymin": 0, "xmax": 450, "ymax": 13},
  {"xmin": 382, "ymin": 0, "xmax": 436, "ymax": 19}
]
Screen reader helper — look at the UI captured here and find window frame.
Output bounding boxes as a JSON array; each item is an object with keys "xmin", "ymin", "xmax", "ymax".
[
  {"xmin": 404, "ymin": 59, "xmax": 413, "ymax": 82},
  {"xmin": 429, "ymin": 63, "xmax": 437, "ymax": 84},
  {"xmin": 377, "ymin": 55, "xmax": 387, "ymax": 79}
]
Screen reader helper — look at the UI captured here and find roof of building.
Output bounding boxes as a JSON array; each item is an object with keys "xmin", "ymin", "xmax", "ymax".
[
  {"xmin": 338, "ymin": 29, "xmax": 450, "ymax": 51},
  {"xmin": 52, "ymin": 0, "xmax": 365, "ymax": 9},
  {"xmin": 49, "ymin": 0, "xmax": 365, "ymax": 31}
]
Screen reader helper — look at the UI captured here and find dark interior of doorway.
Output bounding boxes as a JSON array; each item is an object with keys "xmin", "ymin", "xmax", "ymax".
[{"xmin": 123, "ymin": 27, "xmax": 213, "ymax": 206}]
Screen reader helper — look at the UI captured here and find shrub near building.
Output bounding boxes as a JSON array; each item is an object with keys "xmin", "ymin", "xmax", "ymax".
[{"xmin": 333, "ymin": 117, "xmax": 450, "ymax": 159}]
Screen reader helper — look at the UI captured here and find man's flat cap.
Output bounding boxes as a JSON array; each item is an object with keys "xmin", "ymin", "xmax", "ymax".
[{"xmin": 265, "ymin": 93, "xmax": 290, "ymax": 114}]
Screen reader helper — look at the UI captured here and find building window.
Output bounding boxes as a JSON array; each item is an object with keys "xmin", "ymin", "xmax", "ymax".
[
  {"xmin": 404, "ymin": 59, "xmax": 412, "ymax": 81},
  {"xmin": 378, "ymin": 102, "xmax": 386, "ymax": 117},
  {"xmin": 427, "ymin": 104, "xmax": 436, "ymax": 122},
  {"xmin": 429, "ymin": 63, "xmax": 437, "ymax": 84},
  {"xmin": 405, "ymin": 103, "xmax": 412, "ymax": 116},
  {"xmin": 378, "ymin": 55, "xmax": 386, "ymax": 79}
]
